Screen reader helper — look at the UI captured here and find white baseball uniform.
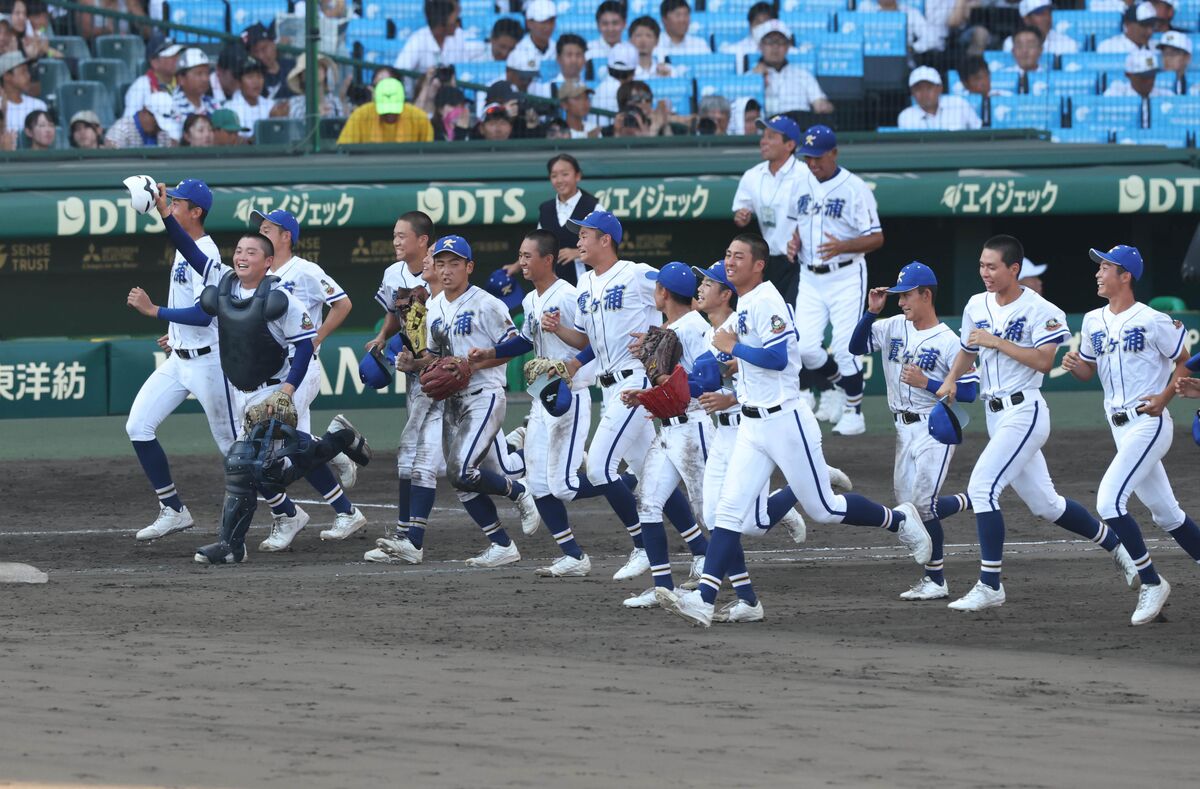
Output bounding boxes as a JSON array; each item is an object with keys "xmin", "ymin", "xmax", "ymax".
[
  {"xmin": 867, "ymin": 315, "xmax": 979, "ymax": 520},
  {"xmin": 232, "ymin": 281, "xmax": 318, "ymax": 432},
  {"xmin": 959, "ymin": 287, "xmax": 1071, "ymax": 519},
  {"xmin": 572, "ymin": 260, "xmax": 659, "ymax": 483},
  {"xmin": 126, "ymin": 236, "xmax": 239, "ymax": 453},
  {"xmin": 787, "ymin": 166, "xmax": 879, "ymax": 376},
  {"xmin": 1080, "ymin": 303, "xmax": 1188, "ymax": 528}
]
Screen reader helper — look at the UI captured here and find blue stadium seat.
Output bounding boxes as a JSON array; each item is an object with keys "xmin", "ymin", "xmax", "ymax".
[
  {"xmin": 556, "ymin": 12, "xmax": 596, "ymax": 37},
  {"xmin": 806, "ymin": 32, "xmax": 864, "ymax": 77},
  {"xmin": 94, "ymin": 34, "xmax": 145, "ymax": 78},
  {"xmin": 79, "ymin": 59, "xmax": 132, "ymax": 115},
  {"xmin": 645, "ymin": 77, "xmax": 696, "ymax": 112},
  {"xmin": 667, "ymin": 52, "xmax": 741, "ymax": 78},
  {"xmin": 346, "ymin": 16, "xmax": 391, "ymax": 42},
  {"xmin": 779, "ymin": 0, "xmax": 846, "ymax": 12},
  {"xmin": 1050, "ymin": 128, "xmax": 1113, "ymax": 144},
  {"xmin": 168, "ymin": 1, "xmax": 229, "ymax": 41},
  {"xmin": 255, "ymin": 118, "xmax": 306, "ymax": 145},
  {"xmin": 1068, "ymin": 95, "xmax": 1143, "ymax": 131},
  {"xmin": 33, "ymin": 59, "xmax": 72, "ymax": 106},
  {"xmin": 838, "ymin": 12, "xmax": 907, "ymax": 58},
  {"xmin": 1053, "ymin": 10, "xmax": 1122, "ymax": 47},
  {"xmin": 695, "ymin": 73, "xmax": 765, "ymax": 107},
  {"xmin": 1150, "ymin": 95, "xmax": 1200, "ymax": 129},
  {"xmin": 454, "ymin": 60, "xmax": 507, "ymax": 88},
  {"xmin": 1114, "ymin": 127, "xmax": 1193, "ymax": 147},
  {"xmin": 700, "ymin": 12, "xmax": 752, "ymax": 44},
  {"xmin": 988, "ymin": 95, "xmax": 1060, "ymax": 129},
  {"xmin": 1060, "ymin": 52, "xmax": 1128, "ymax": 73},
  {"xmin": 353, "ymin": 36, "xmax": 403, "ymax": 66},
  {"xmin": 56, "ymin": 81, "xmax": 115, "ymax": 128},
  {"xmin": 48, "ymin": 35, "xmax": 91, "ymax": 62},
  {"xmin": 1048, "ymin": 70, "xmax": 1101, "ymax": 96}
]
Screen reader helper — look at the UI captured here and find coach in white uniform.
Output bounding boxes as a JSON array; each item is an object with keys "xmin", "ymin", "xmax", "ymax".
[
  {"xmin": 1063, "ymin": 244, "xmax": 1199, "ymax": 625},
  {"xmin": 787, "ymin": 125, "xmax": 883, "ymax": 436},
  {"xmin": 125, "ymin": 179, "xmax": 238, "ymax": 541}
]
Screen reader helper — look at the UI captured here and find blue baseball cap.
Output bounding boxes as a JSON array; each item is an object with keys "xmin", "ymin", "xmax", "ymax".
[
  {"xmin": 929, "ymin": 397, "xmax": 970, "ymax": 446},
  {"xmin": 646, "ymin": 261, "xmax": 698, "ymax": 299},
  {"xmin": 755, "ymin": 114, "xmax": 800, "ymax": 146},
  {"xmin": 486, "ymin": 268, "xmax": 525, "ymax": 311},
  {"xmin": 798, "ymin": 124, "xmax": 837, "ymax": 157},
  {"xmin": 692, "ymin": 260, "xmax": 736, "ymax": 294},
  {"xmin": 567, "ymin": 210, "xmax": 623, "ymax": 246},
  {"xmin": 166, "ymin": 178, "xmax": 212, "ymax": 212},
  {"xmin": 432, "ymin": 234, "xmax": 472, "ymax": 259},
  {"xmin": 250, "ymin": 208, "xmax": 300, "ymax": 242},
  {"xmin": 530, "ymin": 375, "xmax": 572, "ymax": 417},
  {"xmin": 887, "ymin": 261, "xmax": 938, "ymax": 293},
  {"xmin": 1088, "ymin": 244, "xmax": 1144, "ymax": 280}
]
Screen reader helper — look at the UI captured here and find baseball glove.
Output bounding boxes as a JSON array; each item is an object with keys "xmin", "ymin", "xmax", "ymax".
[
  {"xmin": 636, "ymin": 364, "xmax": 691, "ymax": 419},
  {"xmin": 243, "ymin": 390, "xmax": 298, "ymax": 436},
  {"xmin": 634, "ymin": 325, "xmax": 683, "ymax": 383},
  {"xmin": 403, "ymin": 298, "xmax": 429, "ymax": 356},
  {"xmin": 523, "ymin": 356, "xmax": 573, "ymax": 388},
  {"xmin": 419, "ymin": 356, "xmax": 473, "ymax": 401}
]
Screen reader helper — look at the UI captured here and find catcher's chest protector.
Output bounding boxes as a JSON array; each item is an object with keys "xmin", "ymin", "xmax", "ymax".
[{"xmin": 201, "ymin": 272, "xmax": 289, "ymax": 391}]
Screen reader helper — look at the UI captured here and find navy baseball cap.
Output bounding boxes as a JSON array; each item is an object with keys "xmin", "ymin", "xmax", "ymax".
[
  {"xmin": 432, "ymin": 234, "xmax": 472, "ymax": 259},
  {"xmin": 568, "ymin": 210, "xmax": 623, "ymax": 245},
  {"xmin": 166, "ymin": 179, "xmax": 212, "ymax": 212},
  {"xmin": 692, "ymin": 260, "xmax": 736, "ymax": 294},
  {"xmin": 929, "ymin": 397, "xmax": 970, "ymax": 446},
  {"xmin": 646, "ymin": 261, "xmax": 698, "ymax": 299},
  {"xmin": 251, "ymin": 208, "xmax": 300, "ymax": 242},
  {"xmin": 1088, "ymin": 244, "xmax": 1144, "ymax": 280},
  {"xmin": 486, "ymin": 268, "xmax": 525, "ymax": 311},
  {"xmin": 798, "ymin": 124, "xmax": 837, "ymax": 157},
  {"xmin": 755, "ymin": 114, "xmax": 800, "ymax": 146},
  {"xmin": 887, "ymin": 261, "xmax": 938, "ymax": 293}
]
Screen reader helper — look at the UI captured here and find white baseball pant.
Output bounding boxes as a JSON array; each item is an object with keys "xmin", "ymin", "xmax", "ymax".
[
  {"xmin": 443, "ymin": 386, "xmax": 508, "ymax": 503},
  {"xmin": 1097, "ymin": 412, "xmax": 1186, "ymax": 528},
  {"xmin": 794, "ymin": 260, "xmax": 867, "ymax": 376},
  {"xmin": 398, "ymin": 389, "xmax": 444, "ymax": 489},
  {"xmin": 636, "ymin": 415, "xmax": 712, "ymax": 525},
  {"xmin": 586, "ymin": 373, "xmax": 655, "ymax": 483},
  {"xmin": 703, "ymin": 418, "xmax": 771, "ymax": 536},
  {"xmin": 966, "ymin": 392, "xmax": 1066, "ymax": 521},
  {"xmin": 523, "ymin": 392, "xmax": 591, "ymax": 501},
  {"xmin": 125, "ymin": 351, "xmax": 238, "ymax": 454},
  {"xmin": 894, "ymin": 418, "xmax": 956, "ymax": 521}
]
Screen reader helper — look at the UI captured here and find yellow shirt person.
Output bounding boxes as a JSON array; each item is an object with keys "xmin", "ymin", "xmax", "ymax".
[{"xmin": 337, "ymin": 78, "xmax": 433, "ymax": 144}]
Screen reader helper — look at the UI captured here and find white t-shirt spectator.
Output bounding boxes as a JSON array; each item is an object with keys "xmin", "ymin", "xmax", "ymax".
[
  {"xmin": 224, "ymin": 91, "xmax": 276, "ymax": 137},
  {"xmin": 897, "ymin": 94, "xmax": 983, "ymax": 130},
  {"xmin": 587, "ymin": 38, "xmax": 620, "ymax": 61},
  {"xmin": 513, "ymin": 35, "xmax": 556, "ymax": 63},
  {"xmin": 1103, "ymin": 79, "xmax": 1172, "ymax": 97},
  {"xmin": 920, "ymin": 0, "xmax": 957, "ymax": 52},
  {"xmin": 763, "ymin": 63, "xmax": 827, "ymax": 115},
  {"xmin": 393, "ymin": 26, "xmax": 486, "ymax": 72},
  {"xmin": 123, "ymin": 73, "xmax": 172, "ymax": 119},
  {"xmin": 1002, "ymin": 28, "xmax": 1079, "ymax": 55},
  {"xmin": 1096, "ymin": 35, "xmax": 1146, "ymax": 54},
  {"xmin": 4, "ymin": 93, "xmax": 47, "ymax": 134},
  {"xmin": 592, "ymin": 74, "xmax": 624, "ymax": 113},
  {"xmin": 655, "ymin": 35, "xmax": 711, "ymax": 58}
]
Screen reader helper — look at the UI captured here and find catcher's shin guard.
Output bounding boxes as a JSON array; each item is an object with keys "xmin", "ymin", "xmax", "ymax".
[{"xmin": 221, "ymin": 439, "xmax": 261, "ymax": 550}]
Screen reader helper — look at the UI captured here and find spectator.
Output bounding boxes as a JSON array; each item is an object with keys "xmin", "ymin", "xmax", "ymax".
[
  {"xmin": 588, "ymin": 0, "xmax": 626, "ymax": 61},
  {"xmin": 629, "ymin": 16, "xmax": 674, "ymax": 78},
  {"xmin": 614, "ymin": 104, "xmax": 652, "ymax": 136},
  {"xmin": 897, "ymin": 66, "xmax": 982, "ymax": 129},
  {"xmin": 920, "ymin": 0, "xmax": 959, "ymax": 59},
  {"xmin": 180, "ymin": 112, "xmax": 213, "ymax": 147},
  {"xmin": 1002, "ymin": 1, "xmax": 1078, "ymax": 55},
  {"xmin": 484, "ymin": 80, "xmax": 520, "ymax": 118},
  {"xmin": 719, "ymin": 2, "xmax": 776, "ymax": 59},
  {"xmin": 123, "ymin": 35, "xmax": 182, "ymax": 119},
  {"xmin": 732, "ymin": 97, "xmax": 762, "ymax": 134},
  {"xmin": 537, "ymin": 153, "xmax": 603, "ymax": 284},
  {"xmin": 513, "ymin": 0, "xmax": 557, "ymax": 63},
  {"xmin": 0, "ymin": 97, "xmax": 11, "ymax": 149},
  {"xmin": 209, "ymin": 108, "xmax": 248, "ymax": 145},
  {"xmin": 68, "ymin": 109, "xmax": 107, "ymax": 148},
  {"xmin": 22, "ymin": 106, "xmax": 52, "ymax": 148},
  {"xmin": 472, "ymin": 101, "xmax": 513, "ymax": 140},
  {"xmin": 1007, "ymin": 25, "xmax": 1045, "ymax": 79},
  {"xmin": 1157, "ymin": 31, "xmax": 1196, "ymax": 95},
  {"xmin": 959, "ymin": 55, "xmax": 1012, "ymax": 96},
  {"xmin": 753, "ymin": 21, "xmax": 832, "ymax": 115},
  {"xmin": 243, "ymin": 22, "xmax": 296, "ymax": 100},
  {"xmin": 1149, "ymin": 0, "xmax": 1178, "ymax": 33},
  {"xmin": 1098, "ymin": 3, "xmax": 1156, "ymax": 54},
  {"xmin": 1104, "ymin": 49, "xmax": 1172, "ymax": 97},
  {"xmin": 544, "ymin": 118, "xmax": 570, "ymax": 138},
  {"xmin": 559, "ymin": 80, "xmax": 598, "ymax": 138},
  {"xmin": 336, "ymin": 77, "xmax": 433, "ymax": 144},
  {"xmin": 394, "ymin": 0, "xmax": 484, "ymax": 76},
  {"xmin": 212, "ymin": 41, "xmax": 247, "ymax": 104},
  {"xmin": 172, "ymin": 48, "xmax": 219, "ymax": 121},
  {"xmin": 616, "ymin": 79, "xmax": 681, "ymax": 135},
  {"xmin": 552, "ymin": 33, "xmax": 587, "ymax": 84},
  {"xmin": 486, "ymin": 17, "xmax": 522, "ymax": 63},
  {"xmin": 223, "ymin": 58, "xmax": 273, "ymax": 138},
  {"xmin": 431, "ymin": 85, "xmax": 470, "ymax": 141},
  {"xmin": 657, "ymin": 0, "xmax": 710, "ymax": 57},
  {"xmin": 108, "ymin": 91, "xmax": 177, "ymax": 147},
  {"xmin": 3, "ymin": 0, "xmax": 46, "ymax": 59},
  {"xmin": 858, "ymin": 0, "xmax": 941, "ymax": 57},
  {"xmin": 0, "ymin": 15, "xmax": 16, "ymax": 56},
  {"xmin": 697, "ymin": 94, "xmax": 731, "ymax": 134},
  {"xmin": 281, "ymin": 52, "xmax": 345, "ymax": 120},
  {"xmin": 506, "ymin": 47, "xmax": 548, "ymax": 99},
  {"xmin": 77, "ymin": 0, "xmax": 144, "ymax": 41},
  {"xmin": 592, "ymin": 41, "xmax": 636, "ymax": 113},
  {"xmin": 0, "ymin": 50, "xmax": 43, "ymax": 135}
]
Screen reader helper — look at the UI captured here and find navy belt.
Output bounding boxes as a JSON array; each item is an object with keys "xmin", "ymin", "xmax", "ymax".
[
  {"xmin": 741, "ymin": 404, "xmax": 784, "ymax": 419},
  {"xmin": 599, "ymin": 369, "xmax": 636, "ymax": 387},
  {"xmin": 660, "ymin": 413, "xmax": 690, "ymax": 426},
  {"xmin": 894, "ymin": 411, "xmax": 925, "ymax": 425},
  {"xmin": 808, "ymin": 260, "xmax": 852, "ymax": 275},
  {"xmin": 717, "ymin": 412, "xmax": 741, "ymax": 427},
  {"xmin": 986, "ymin": 391, "xmax": 1026, "ymax": 412},
  {"xmin": 175, "ymin": 346, "xmax": 212, "ymax": 359}
]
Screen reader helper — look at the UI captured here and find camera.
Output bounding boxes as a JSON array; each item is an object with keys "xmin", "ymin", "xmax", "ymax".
[{"xmin": 435, "ymin": 65, "xmax": 455, "ymax": 84}]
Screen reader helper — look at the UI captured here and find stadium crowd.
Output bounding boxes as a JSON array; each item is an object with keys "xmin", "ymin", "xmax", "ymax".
[{"xmin": 1, "ymin": 0, "xmax": 1198, "ymax": 151}]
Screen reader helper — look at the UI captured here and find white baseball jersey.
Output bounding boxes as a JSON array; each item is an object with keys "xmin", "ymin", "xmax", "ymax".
[
  {"xmin": 518, "ymin": 278, "xmax": 596, "ymax": 390},
  {"xmin": 271, "ymin": 255, "xmax": 347, "ymax": 332},
  {"xmin": 1079, "ymin": 303, "xmax": 1186, "ymax": 414},
  {"xmin": 666, "ymin": 310, "xmax": 714, "ymax": 412},
  {"xmin": 960, "ymin": 288, "xmax": 1069, "ymax": 399},
  {"xmin": 868, "ymin": 315, "xmax": 979, "ymax": 414},
  {"xmin": 375, "ymin": 260, "xmax": 426, "ymax": 314},
  {"xmin": 787, "ymin": 166, "xmax": 880, "ymax": 271},
  {"xmin": 426, "ymin": 285, "xmax": 517, "ymax": 391},
  {"xmin": 573, "ymin": 260, "xmax": 660, "ymax": 373},
  {"xmin": 167, "ymin": 235, "xmax": 224, "ymax": 350},
  {"xmin": 233, "ymin": 281, "xmax": 317, "ymax": 382},
  {"xmin": 732, "ymin": 157, "xmax": 804, "ymax": 257},
  {"xmin": 731, "ymin": 280, "xmax": 800, "ymax": 408}
]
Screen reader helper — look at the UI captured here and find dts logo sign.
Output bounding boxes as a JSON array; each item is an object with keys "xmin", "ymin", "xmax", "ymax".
[{"xmin": 56, "ymin": 197, "xmax": 166, "ymax": 236}]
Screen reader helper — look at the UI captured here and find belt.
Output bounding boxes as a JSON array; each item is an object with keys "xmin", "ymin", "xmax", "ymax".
[
  {"xmin": 238, "ymin": 377, "xmax": 281, "ymax": 394},
  {"xmin": 1111, "ymin": 408, "xmax": 1146, "ymax": 427},
  {"xmin": 599, "ymin": 369, "xmax": 637, "ymax": 387},
  {"xmin": 894, "ymin": 411, "xmax": 926, "ymax": 425},
  {"xmin": 808, "ymin": 260, "xmax": 853, "ymax": 275},
  {"xmin": 986, "ymin": 391, "xmax": 1027, "ymax": 412},
  {"xmin": 661, "ymin": 414, "xmax": 690, "ymax": 426},
  {"xmin": 717, "ymin": 412, "xmax": 741, "ymax": 427},
  {"xmin": 174, "ymin": 346, "xmax": 212, "ymax": 359},
  {"xmin": 741, "ymin": 404, "xmax": 784, "ymax": 419},
  {"xmin": 453, "ymin": 386, "xmax": 485, "ymax": 399}
]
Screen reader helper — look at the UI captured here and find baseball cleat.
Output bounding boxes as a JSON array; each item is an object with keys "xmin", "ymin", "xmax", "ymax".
[
  {"xmin": 778, "ymin": 507, "xmax": 806, "ymax": 544},
  {"xmin": 894, "ymin": 502, "xmax": 933, "ymax": 566},
  {"xmin": 815, "ymin": 389, "xmax": 845, "ymax": 423},
  {"xmin": 899, "ymin": 575, "xmax": 950, "ymax": 600},
  {"xmin": 831, "ymin": 409, "xmax": 866, "ymax": 436},
  {"xmin": 827, "ymin": 466, "xmax": 853, "ymax": 493},
  {"xmin": 515, "ymin": 486, "xmax": 541, "ymax": 535},
  {"xmin": 623, "ymin": 587, "xmax": 662, "ymax": 608},
  {"xmin": 136, "ymin": 504, "xmax": 194, "ymax": 541},
  {"xmin": 465, "ymin": 541, "xmax": 520, "ymax": 568},
  {"xmin": 193, "ymin": 540, "xmax": 247, "ymax": 565},
  {"xmin": 613, "ymin": 547, "xmax": 650, "ymax": 580},
  {"xmin": 657, "ymin": 587, "xmax": 713, "ymax": 627},
  {"xmin": 327, "ymin": 453, "xmax": 358, "ymax": 491},
  {"xmin": 948, "ymin": 581, "xmax": 1005, "ymax": 611},
  {"xmin": 713, "ymin": 599, "xmax": 764, "ymax": 623},
  {"xmin": 535, "ymin": 553, "xmax": 591, "ymax": 577},
  {"xmin": 688, "ymin": 554, "xmax": 705, "ymax": 582},
  {"xmin": 319, "ymin": 507, "xmax": 368, "ymax": 540},
  {"xmin": 1112, "ymin": 544, "xmax": 1142, "ymax": 591},
  {"xmin": 1130, "ymin": 576, "xmax": 1169, "ymax": 626},
  {"xmin": 368, "ymin": 535, "xmax": 424, "ymax": 564},
  {"xmin": 328, "ymin": 414, "xmax": 372, "ymax": 467},
  {"xmin": 505, "ymin": 426, "xmax": 527, "ymax": 452},
  {"xmin": 259, "ymin": 505, "xmax": 310, "ymax": 552}
]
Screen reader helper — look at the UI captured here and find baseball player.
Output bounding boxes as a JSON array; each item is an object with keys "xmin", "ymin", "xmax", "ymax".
[
  {"xmin": 936, "ymin": 235, "xmax": 1140, "ymax": 612},
  {"xmin": 250, "ymin": 208, "xmax": 367, "ymax": 551},
  {"xmin": 659, "ymin": 234, "xmax": 931, "ymax": 627},
  {"xmin": 469, "ymin": 229, "xmax": 597, "ymax": 577},
  {"xmin": 1062, "ymin": 244, "xmax": 1200, "ymax": 625},
  {"xmin": 393, "ymin": 235, "xmax": 541, "ymax": 567},
  {"xmin": 124, "ymin": 178, "xmax": 239, "ymax": 541},
  {"xmin": 848, "ymin": 261, "xmax": 980, "ymax": 601},
  {"xmin": 786, "ymin": 125, "xmax": 883, "ymax": 436}
]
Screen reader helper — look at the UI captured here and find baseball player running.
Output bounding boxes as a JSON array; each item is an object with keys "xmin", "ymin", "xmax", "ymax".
[
  {"xmin": 393, "ymin": 235, "xmax": 541, "ymax": 567},
  {"xmin": 659, "ymin": 234, "xmax": 931, "ymax": 627},
  {"xmin": 1062, "ymin": 244, "xmax": 1200, "ymax": 625},
  {"xmin": 124, "ymin": 178, "xmax": 239, "ymax": 541},
  {"xmin": 849, "ymin": 261, "xmax": 980, "ymax": 601},
  {"xmin": 937, "ymin": 235, "xmax": 1140, "ymax": 612},
  {"xmin": 249, "ymin": 208, "xmax": 367, "ymax": 550},
  {"xmin": 469, "ymin": 230, "xmax": 597, "ymax": 577},
  {"xmin": 786, "ymin": 125, "xmax": 882, "ymax": 436}
]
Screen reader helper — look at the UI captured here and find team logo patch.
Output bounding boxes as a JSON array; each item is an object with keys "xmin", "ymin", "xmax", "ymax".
[
  {"xmin": 770, "ymin": 315, "xmax": 786, "ymax": 334},
  {"xmin": 1044, "ymin": 318, "xmax": 1062, "ymax": 331},
  {"xmin": 1174, "ymin": 320, "xmax": 1184, "ymax": 329},
  {"xmin": 321, "ymin": 279, "xmax": 334, "ymax": 295},
  {"xmin": 300, "ymin": 313, "xmax": 314, "ymax": 330}
]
